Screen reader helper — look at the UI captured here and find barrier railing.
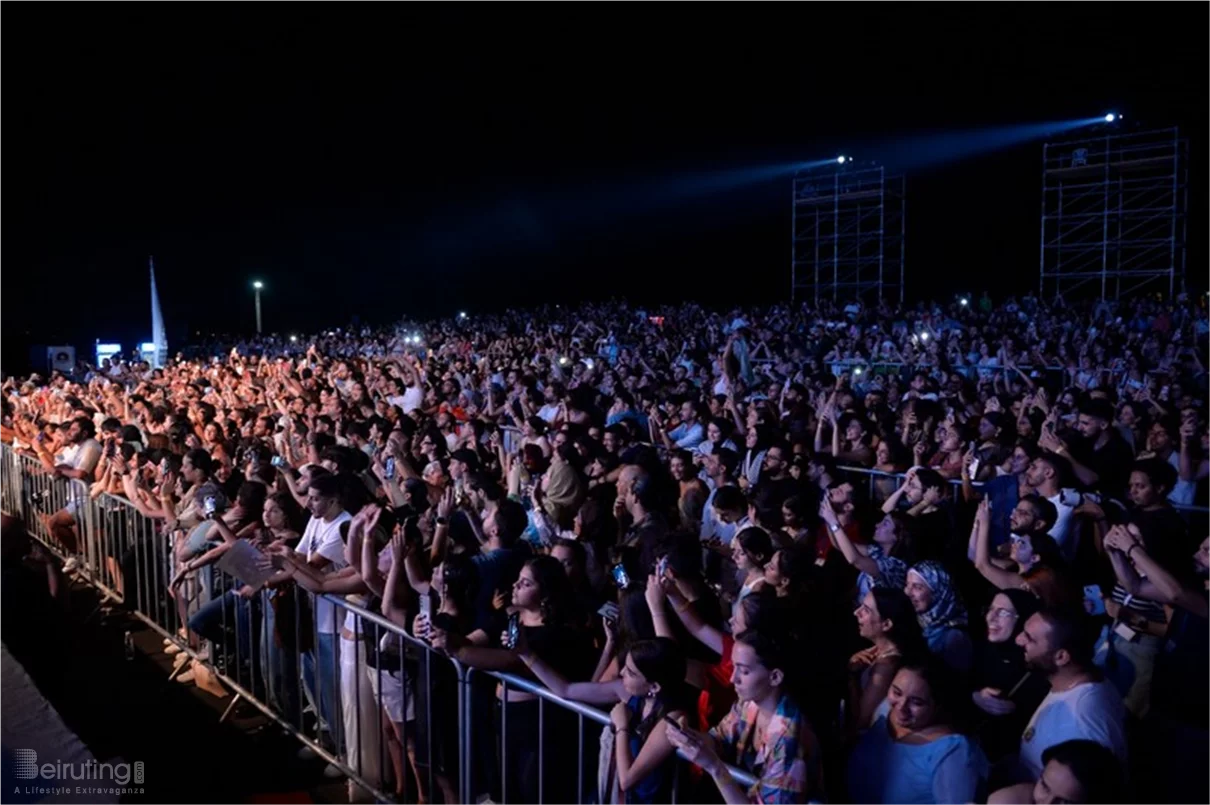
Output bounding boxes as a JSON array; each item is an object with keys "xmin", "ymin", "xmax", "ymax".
[
  {"xmin": 3, "ymin": 443, "xmax": 763, "ymax": 804},
  {"xmin": 466, "ymin": 668, "xmax": 758, "ymax": 804},
  {"xmin": 1, "ymin": 443, "xmax": 470, "ymax": 803},
  {"xmin": 834, "ymin": 463, "xmax": 980, "ymax": 505},
  {"xmin": 835, "ymin": 463, "xmax": 1209, "ymax": 527}
]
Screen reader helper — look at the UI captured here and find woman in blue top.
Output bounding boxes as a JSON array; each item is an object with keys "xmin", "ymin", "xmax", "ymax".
[
  {"xmin": 904, "ymin": 561, "xmax": 973, "ymax": 673},
  {"xmin": 847, "ymin": 657, "xmax": 988, "ymax": 804},
  {"xmin": 519, "ymin": 636, "xmax": 688, "ymax": 804}
]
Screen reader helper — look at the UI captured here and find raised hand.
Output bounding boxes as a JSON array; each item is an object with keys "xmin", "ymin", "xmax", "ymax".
[{"xmin": 922, "ymin": 485, "xmax": 944, "ymax": 508}]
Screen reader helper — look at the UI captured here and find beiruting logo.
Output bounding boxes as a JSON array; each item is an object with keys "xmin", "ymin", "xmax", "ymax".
[{"xmin": 11, "ymin": 749, "xmax": 143, "ymax": 786}]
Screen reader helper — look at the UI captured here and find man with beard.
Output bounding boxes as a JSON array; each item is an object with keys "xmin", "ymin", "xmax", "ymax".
[
  {"xmin": 1021, "ymin": 452, "xmax": 1081, "ymax": 561},
  {"xmin": 1108, "ymin": 529, "xmax": 1209, "ymax": 804},
  {"xmin": 1014, "ymin": 608, "xmax": 1127, "ymax": 781},
  {"xmin": 1040, "ymin": 398, "xmax": 1132, "ymax": 500}
]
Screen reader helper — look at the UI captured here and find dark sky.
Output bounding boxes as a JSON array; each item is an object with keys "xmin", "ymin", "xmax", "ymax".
[{"xmin": 5, "ymin": 4, "xmax": 1206, "ymax": 370}]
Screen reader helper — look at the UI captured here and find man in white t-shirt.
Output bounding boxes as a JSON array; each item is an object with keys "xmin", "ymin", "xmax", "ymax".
[
  {"xmin": 1014, "ymin": 609, "xmax": 1128, "ymax": 781},
  {"xmin": 272, "ymin": 475, "xmax": 353, "ymax": 747},
  {"xmin": 394, "ymin": 360, "xmax": 425, "ymax": 415},
  {"xmin": 1024, "ymin": 454, "xmax": 1079, "ymax": 561},
  {"xmin": 34, "ymin": 416, "xmax": 103, "ymax": 554},
  {"xmin": 536, "ymin": 384, "xmax": 563, "ymax": 426},
  {"xmin": 383, "ymin": 377, "xmax": 410, "ymax": 412}
]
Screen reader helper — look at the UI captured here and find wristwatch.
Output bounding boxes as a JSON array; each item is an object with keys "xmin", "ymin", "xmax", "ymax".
[{"xmin": 436, "ymin": 516, "xmax": 449, "ymax": 526}]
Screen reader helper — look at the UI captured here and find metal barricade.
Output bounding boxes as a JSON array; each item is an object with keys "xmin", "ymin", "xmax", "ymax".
[
  {"xmin": 463, "ymin": 668, "xmax": 757, "ymax": 804},
  {"xmin": 2, "ymin": 447, "xmax": 111, "ymax": 576},
  {"xmin": 0, "ymin": 443, "xmax": 473, "ymax": 804},
  {"xmin": 835, "ymin": 463, "xmax": 981, "ymax": 506},
  {"xmin": 150, "ymin": 559, "xmax": 471, "ymax": 803},
  {"xmin": 836, "ymin": 463, "xmax": 1209, "ymax": 525}
]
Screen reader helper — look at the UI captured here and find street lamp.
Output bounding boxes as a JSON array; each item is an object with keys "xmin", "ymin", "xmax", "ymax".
[{"xmin": 252, "ymin": 281, "xmax": 264, "ymax": 334}]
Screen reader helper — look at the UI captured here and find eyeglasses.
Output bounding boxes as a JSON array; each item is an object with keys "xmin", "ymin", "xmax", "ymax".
[{"xmin": 985, "ymin": 606, "xmax": 1018, "ymax": 621}]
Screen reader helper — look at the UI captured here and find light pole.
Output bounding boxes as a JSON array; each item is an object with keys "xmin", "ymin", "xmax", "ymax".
[{"xmin": 252, "ymin": 281, "xmax": 264, "ymax": 334}]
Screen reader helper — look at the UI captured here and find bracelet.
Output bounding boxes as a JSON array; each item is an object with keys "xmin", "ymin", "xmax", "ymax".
[{"xmin": 1126, "ymin": 543, "xmax": 1142, "ymax": 560}]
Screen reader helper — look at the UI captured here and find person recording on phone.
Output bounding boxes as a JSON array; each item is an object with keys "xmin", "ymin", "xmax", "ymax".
[
  {"xmin": 520, "ymin": 635, "xmax": 690, "ymax": 804},
  {"xmin": 431, "ymin": 555, "xmax": 594, "ymax": 804},
  {"xmin": 1039, "ymin": 398, "xmax": 1132, "ymax": 499},
  {"xmin": 968, "ymin": 495, "xmax": 1071, "ymax": 605},
  {"xmin": 1090, "ymin": 461, "xmax": 1193, "ymax": 719},
  {"xmin": 1108, "ymin": 527, "xmax": 1210, "ymax": 798},
  {"xmin": 394, "ymin": 528, "xmax": 478, "ymax": 804}
]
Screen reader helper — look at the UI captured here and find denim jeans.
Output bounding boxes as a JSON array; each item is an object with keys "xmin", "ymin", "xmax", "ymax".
[
  {"xmin": 259, "ymin": 590, "xmax": 302, "ymax": 727},
  {"xmin": 302, "ymin": 632, "xmax": 343, "ymax": 752},
  {"xmin": 1093, "ymin": 623, "xmax": 1161, "ymax": 719},
  {"xmin": 188, "ymin": 589, "xmax": 255, "ymax": 665}
]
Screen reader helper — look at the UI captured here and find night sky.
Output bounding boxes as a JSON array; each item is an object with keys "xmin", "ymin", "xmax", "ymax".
[{"xmin": 5, "ymin": 5, "xmax": 1206, "ymax": 371}]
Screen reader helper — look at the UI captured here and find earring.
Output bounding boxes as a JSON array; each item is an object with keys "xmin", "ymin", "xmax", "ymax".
[{"xmin": 646, "ymin": 689, "xmax": 656, "ymax": 699}]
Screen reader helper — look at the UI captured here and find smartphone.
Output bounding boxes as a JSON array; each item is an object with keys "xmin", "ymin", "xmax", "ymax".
[
  {"xmin": 1003, "ymin": 671, "xmax": 1033, "ymax": 700},
  {"xmin": 611, "ymin": 564, "xmax": 631, "ymax": 590},
  {"xmin": 203, "ymin": 495, "xmax": 217, "ymax": 519},
  {"xmin": 597, "ymin": 601, "xmax": 620, "ymax": 623},
  {"xmin": 1083, "ymin": 584, "xmax": 1106, "ymax": 617},
  {"xmin": 656, "ymin": 555, "xmax": 669, "ymax": 580},
  {"xmin": 270, "ymin": 455, "xmax": 287, "ymax": 468},
  {"xmin": 384, "ymin": 456, "xmax": 397, "ymax": 480},
  {"xmin": 505, "ymin": 612, "xmax": 521, "ymax": 649},
  {"xmin": 419, "ymin": 593, "xmax": 432, "ymax": 620}
]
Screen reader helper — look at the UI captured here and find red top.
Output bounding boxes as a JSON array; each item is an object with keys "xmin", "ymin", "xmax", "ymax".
[{"xmin": 698, "ymin": 633, "xmax": 737, "ymax": 730}]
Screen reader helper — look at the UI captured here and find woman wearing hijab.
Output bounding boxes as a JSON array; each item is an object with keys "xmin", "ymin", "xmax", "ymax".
[
  {"xmin": 904, "ymin": 561, "xmax": 974, "ymax": 673},
  {"xmin": 969, "ymin": 589, "xmax": 1051, "ymax": 761}
]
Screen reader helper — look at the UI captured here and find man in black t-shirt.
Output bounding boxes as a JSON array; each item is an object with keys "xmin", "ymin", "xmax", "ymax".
[{"xmin": 1043, "ymin": 397, "xmax": 1133, "ymax": 500}]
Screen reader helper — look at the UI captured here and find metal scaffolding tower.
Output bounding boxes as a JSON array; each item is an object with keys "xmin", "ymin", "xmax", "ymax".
[
  {"xmin": 791, "ymin": 164, "xmax": 905, "ymax": 304},
  {"xmin": 1039, "ymin": 127, "xmax": 1188, "ymax": 300}
]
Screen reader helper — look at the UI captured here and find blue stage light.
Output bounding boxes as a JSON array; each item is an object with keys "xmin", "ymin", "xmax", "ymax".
[
  {"xmin": 1104, "ymin": 113, "xmax": 1116, "ymax": 123},
  {"xmin": 837, "ymin": 156, "xmax": 847, "ymax": 164}
]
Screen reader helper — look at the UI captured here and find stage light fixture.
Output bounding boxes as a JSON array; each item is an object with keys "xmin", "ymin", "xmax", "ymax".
[
  {"xmin": 1104, "ymin": 113, "xmax": 1116, "ymax": 123},
  {"xmin": 837, "ymin": 156, "xmax": 847, "ymax": 164}
]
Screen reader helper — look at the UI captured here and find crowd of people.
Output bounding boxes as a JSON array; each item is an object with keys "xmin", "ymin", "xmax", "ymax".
[{"xmin": 2, "ymin": 290, "xmax": 1207, "ymax": 804}]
